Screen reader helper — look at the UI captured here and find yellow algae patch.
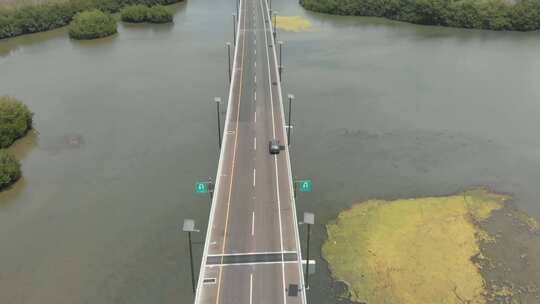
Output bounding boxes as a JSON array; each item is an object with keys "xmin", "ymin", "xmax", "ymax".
[
  {"xmin": 510, "ymin": 209, "xmax": 539, "ymax": 233},
  {"xmin": 274, "ymin": 16, "xmax": 312, "ymax": 32},
  {"xmin": 322, "ymin": 188, "xmax": 508, "ymax": 304}
]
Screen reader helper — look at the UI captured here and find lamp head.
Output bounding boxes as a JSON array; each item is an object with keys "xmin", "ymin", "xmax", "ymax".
[
  {"xmin": 303, "ymin": 212, "xmax": 315, "ymax": 225},
  {"xmin": 183, "ymin": 219, "xmax": 196, "ymax": 232}
]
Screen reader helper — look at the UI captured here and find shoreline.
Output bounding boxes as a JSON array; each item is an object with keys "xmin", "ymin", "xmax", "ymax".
[{"xmin": 300, "ymin": 0, "xmax": 540, "ymax": 32}]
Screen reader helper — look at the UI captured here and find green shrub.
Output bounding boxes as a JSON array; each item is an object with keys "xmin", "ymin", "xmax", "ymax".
[
  {"xmin": 510, "ymin": 0, "xmax": 540, "ymax": 31},
  {"xmin": 68, "ymin": 9, "xmax": 117, "ymax": 39},
  {"xmin": 121, "ymin": 4, "xmax": 172, "ymax": 23},
  {"xmin": 0, "ymin": 150, "xmax": 21, "ymax": 191},
  {"xmin": 0, "ymin": 96, "xmax": 33, "ymax": 149},
  {"xmin": 301, "ymin": 0, "xmax": 540, "ymax": 31},
  {"xmin": 121, "ymin": 4, "xmax": 148, "ymax": 22},
  {"xmin": 146, "ymin": 5, "xmax": 172, "ymax": 23},
  {"xmin": 0, "ymin": 0, "xmax": 181, "ymax": 40}
]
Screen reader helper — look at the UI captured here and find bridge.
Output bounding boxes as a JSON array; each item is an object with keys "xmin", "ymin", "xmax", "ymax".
[{"xmin": 193, "ymin": 0, "xmax": 307, "ymax": 302}]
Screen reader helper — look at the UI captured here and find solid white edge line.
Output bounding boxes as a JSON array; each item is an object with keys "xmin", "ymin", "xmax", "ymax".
[
  {"xmin": 193, "ymin": 0, "xmax": 244, "ymax": 302},
  {"xmin": 264, "ymin": 1, "xmax": 308, "ymax": 303}
]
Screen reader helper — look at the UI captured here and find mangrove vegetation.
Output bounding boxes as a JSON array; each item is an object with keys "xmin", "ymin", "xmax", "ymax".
[
  {"xmin": 121, "ymin": 4, "xmax": 173, "ymax": 23},
  {"xmin": 0, "ymin": 96, "xmax": 33, "ymax": 149},
  {"xmin": 145, "ymin": 5, "xmax": 173, "ymax": 23},
  {"xmin": 0, "ymin": 150, "xmax": 21, "ymax": 191},
  {"xmin": 300, "ymin": 0, "xmax": 540, "ymax": 31},
  {"xmin": 68, "ymin": 9, "xmax": 117, "ymax": 39},
  {"xmin": 0, "ymin": 96, "xmax": 32, "ymax": 191},
  {"xmin": 0, "ymin": 0, "xmax": 181, "ymax": 40}
]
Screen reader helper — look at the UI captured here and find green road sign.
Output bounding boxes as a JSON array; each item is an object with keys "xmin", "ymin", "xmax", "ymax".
[
  {"xmin": 298, "ymin": 180, "xmax": 312, "ymax": 193},
  {"xmin": 196, "ymin": 182, "xmax": 208, "ymax": 193}
]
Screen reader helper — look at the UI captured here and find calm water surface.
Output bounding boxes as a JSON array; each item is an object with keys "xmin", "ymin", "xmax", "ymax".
[{"xmin": 1, "ymin": 0, "xmax": 540, "ymax": 302}]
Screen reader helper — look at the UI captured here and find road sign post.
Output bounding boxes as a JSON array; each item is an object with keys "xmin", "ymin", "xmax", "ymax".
[
  {"xmin": 196, "ymin": 178, "xmax": 214, "ymax": 205},
  {"xmin": 208, "ymin": 177, "xmax": 214, "ymax": 200},
  {"xmin": 196, "ymin": 181, "xmax": 208, "ymax": 193},
  {"xmin": 299, "ymin": 179, "xmax": 312, "ymax": 193},
  {"xmin": 294, "ymin": 179, "xmax": 312, "ymax": 199}
]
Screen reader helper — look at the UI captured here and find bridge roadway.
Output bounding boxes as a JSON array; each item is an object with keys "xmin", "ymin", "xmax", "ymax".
[{"xmin": 193, "ymin": 0, "xmax": 307, "ymax": 302}]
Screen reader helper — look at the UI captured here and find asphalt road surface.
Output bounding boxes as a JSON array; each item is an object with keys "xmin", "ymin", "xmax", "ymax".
[{"xmin": 193, "ymin": 0, "xmax": 307, "ymax": 303}]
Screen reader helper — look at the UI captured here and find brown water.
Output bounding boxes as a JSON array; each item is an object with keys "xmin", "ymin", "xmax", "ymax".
[{"xmin": 1, "ymin": 0, "xmax": 540, "ymax": 302}]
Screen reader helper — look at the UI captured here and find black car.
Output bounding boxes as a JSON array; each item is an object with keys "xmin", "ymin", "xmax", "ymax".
[{"xmin": 269, "ymin": 139, "xmax": 280, "ymax": 154}]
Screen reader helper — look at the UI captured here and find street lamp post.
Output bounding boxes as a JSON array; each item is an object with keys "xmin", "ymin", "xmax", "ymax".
[
  {"xmin": 303, "ymin": 212, "xmax": 315, "ymax": 290},
  {"xmin": 232, "ymin": 13, "xmax": 237, "ymax": 46},
  {"xmin": 215, "ymin": 97, "xmax": 222, "ymax": 149},
  {"xmin": 278, "ymin": 41, "xmax": 283, "ymax": 80},
  {"xmin": 226, "ymin": 42, "xmax": 232, "ymax": 84},
  {"xmin": 287, "ymin": 94, "xmax": 294, "ymax": 146},
  {"xmin": 273, "ymin": 12, "xmax": 277, "ymax": 41},
  {"xmin": 182, "ymin": 219, "xmax": 200, "ymax": 294}
]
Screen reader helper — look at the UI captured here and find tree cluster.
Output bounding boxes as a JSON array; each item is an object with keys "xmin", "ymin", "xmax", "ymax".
[
  {"xmin": 0, "ymin": 96, "xmax": 33, "ymax": 149},
  {"xmin": 0, "ymin": 0, "xmax": 180, "ymax": 39},
  {"xmin": 0, "ymin": 96, "xmax": 31, "ymax": 191},
  {"xmin": 120, "ymin": 4, "xmax": 173, "ymax": 23},
  {"xmin": 300, "ymin": 0, "xmax": 540, "ymax": 31},
  {"xmin": 0, "ymin": 150, "xmax": 20, "ymax": 191},
  {"xmin": 68, "ymin": 9, "xmax": 117, "ymax": 39}
]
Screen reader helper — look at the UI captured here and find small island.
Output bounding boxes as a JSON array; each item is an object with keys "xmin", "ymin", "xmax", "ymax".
[
  {"xmin": 0, "ymin": 96, "xmax": 33, "ymax": 149},
  {"xmin": 0, "ymin": 96, "xmax": 32, "ymax": 191},
  {"xmin": 0, "ymin": 150, "xmax": 21, "ymax": 191},
  {"xmin": 121, "ymin": 5, "xmax": 174, "ymax": 24},
  {"xmin": 322, "ymin": 188, "xmax": 509, "ymax": 303},
  {"xmin": 301, "ymin": 0, "xmax": 540, "ymax": 31},
  {"xmin": 0, "ymin": 0, "xmax": 181, "ymax": 40},
  {"xmin": 68, "ymin": 10, "xmax": 117, "ymax": 40}
]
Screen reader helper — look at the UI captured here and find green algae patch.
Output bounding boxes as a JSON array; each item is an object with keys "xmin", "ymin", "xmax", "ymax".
[
  {"xmin": 322, "ymin": 188, "xmax": 508, "ymax": 304},
  {"xmin": 274, "ymin": 16, "xmax": 312, "ymax": 32}
]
